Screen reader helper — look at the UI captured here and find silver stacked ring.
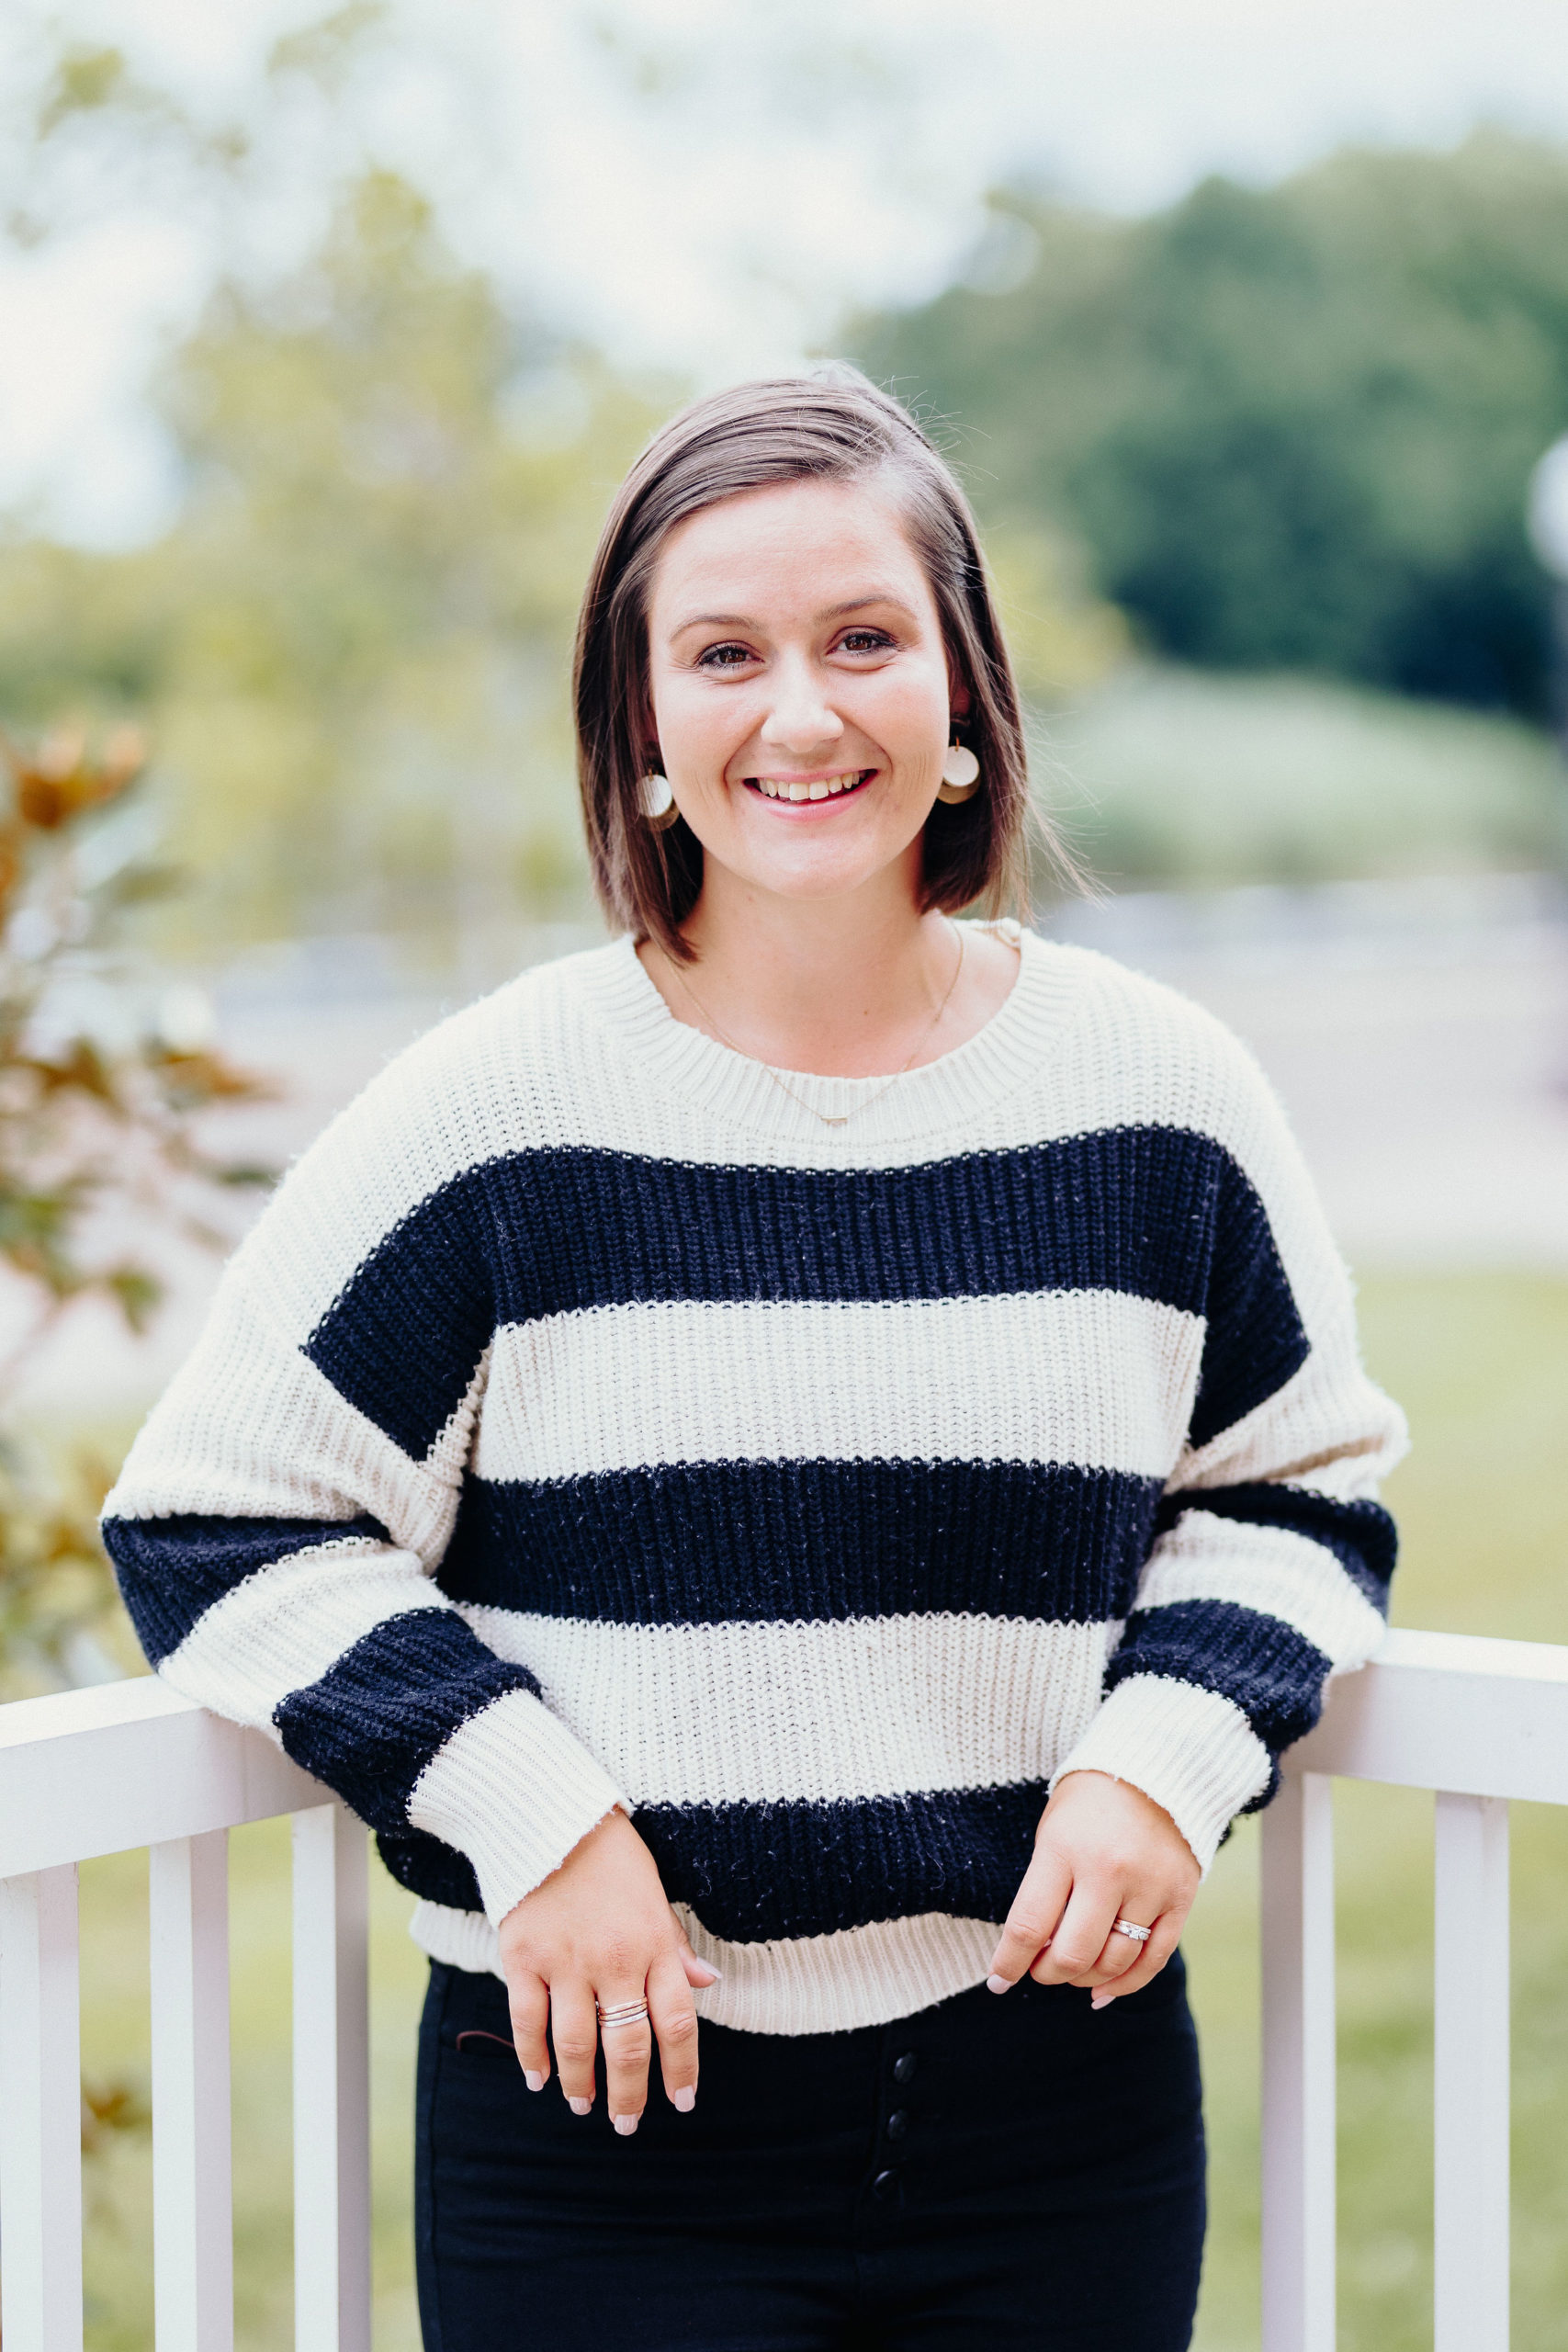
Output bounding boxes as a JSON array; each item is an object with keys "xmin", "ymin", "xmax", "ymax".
[
  {"xmin": 1111, "ymin": 1918, "xmax": 1153, "ymax": 1944},
  {"xmin": 595, "ymin": 1998, "xmax": 650, "ymax": 2030}
]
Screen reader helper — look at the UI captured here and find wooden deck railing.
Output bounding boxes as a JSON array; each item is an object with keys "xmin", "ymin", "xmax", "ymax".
[{"xmin": 4, "ymin": 1625, "xmax": 1566, "ymax": 2350}]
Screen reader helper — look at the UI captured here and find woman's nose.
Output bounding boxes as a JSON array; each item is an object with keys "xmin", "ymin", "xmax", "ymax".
[{"xmin": 759, "ymin": 663, "xmax": 844, "ymax": 755}]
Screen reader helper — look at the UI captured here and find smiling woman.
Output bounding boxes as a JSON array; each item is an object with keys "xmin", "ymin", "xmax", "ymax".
[
  {"xmin": 100, "ymin": 366, "xmax": 1405, "ymax": 2352},
  {"xmin": 574, "ymin": 371, "xmax": 1042, "ymax": 968}
]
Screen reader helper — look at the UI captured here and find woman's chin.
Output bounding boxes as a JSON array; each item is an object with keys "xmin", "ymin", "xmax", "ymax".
[{"xmin": 699, "ymin": 812, "xmax": 930, "ymax": 907}]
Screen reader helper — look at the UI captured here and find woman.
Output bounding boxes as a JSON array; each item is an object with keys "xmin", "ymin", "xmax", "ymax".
[{"xmin": 103, "ymin": 368, "xmax": 1404, "ymax": 2350}]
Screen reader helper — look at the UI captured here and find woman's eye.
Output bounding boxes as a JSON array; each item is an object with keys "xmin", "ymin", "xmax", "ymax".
[
  {"xmin": 838, "ymin": 629, "xmax": 894, "ymax": 655},
  {"xmin": 697, "ymin": 642, "xmax": 755, "ymax": 670}
]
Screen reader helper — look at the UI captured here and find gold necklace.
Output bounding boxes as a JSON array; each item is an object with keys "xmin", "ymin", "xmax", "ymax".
[{"xmin": 669, "ymin": 922, "xmax": 966, "ymax": 1129}]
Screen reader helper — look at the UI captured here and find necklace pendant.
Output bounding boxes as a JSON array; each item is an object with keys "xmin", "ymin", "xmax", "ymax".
[{"xmin": 821, "ymin": 1114, "xmax": 850, "ymax": 1126}]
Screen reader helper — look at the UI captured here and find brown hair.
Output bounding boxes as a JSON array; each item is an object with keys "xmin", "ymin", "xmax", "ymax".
[{"xmin": 572, "ymin": 364, "xmax": 1057, "ymax": 961}]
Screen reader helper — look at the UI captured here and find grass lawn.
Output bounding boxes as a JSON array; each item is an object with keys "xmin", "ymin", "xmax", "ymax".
[{"xmin": 62, "ymin": 1271, "xmax": 1568, "ymax": 2349}]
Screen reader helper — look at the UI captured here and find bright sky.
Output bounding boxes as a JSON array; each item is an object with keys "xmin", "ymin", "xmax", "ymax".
[{"xmin": 3, "ymin": 0, "xmax": 1568, "ymax": 545}]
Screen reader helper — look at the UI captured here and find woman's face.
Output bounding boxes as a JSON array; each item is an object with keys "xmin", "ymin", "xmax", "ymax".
[{"xmin": 644, "ymin": 474, "xmax": 964, "ymax": 914}]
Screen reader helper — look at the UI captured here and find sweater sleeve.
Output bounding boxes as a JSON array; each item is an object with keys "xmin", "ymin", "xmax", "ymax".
[
  {"xmin": 1050, "ymin": 1037, "xmax": 1407, "ymax": 1871},
  {"xmin": 100, "ymin": 1105, "xmax": 629, "ymax": 1928}
]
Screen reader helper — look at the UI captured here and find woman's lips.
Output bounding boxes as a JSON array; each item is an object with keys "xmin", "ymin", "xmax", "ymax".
[{"xmin": 742, "ymin": 769, "xmax": 874, "ymax": 803}]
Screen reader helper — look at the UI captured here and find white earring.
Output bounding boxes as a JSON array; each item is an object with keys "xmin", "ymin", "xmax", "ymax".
[
  {"xmin": 936, "ymin": 741, "xmax": 980, "ymax": 804},
  {"xmin": 638, "ymin": 772, "xmax": 681, "ymax": 831}
]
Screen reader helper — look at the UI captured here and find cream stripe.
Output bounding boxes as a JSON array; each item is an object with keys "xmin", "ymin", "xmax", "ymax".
[
  {"xmin": 1138, "ymin": 1512, "xmax": 1387, "ymax": 1668},
  {"xmin": 105, "ymin": 1281, "xmax": 460, "ymax": 1562},
  {"xmin": 408, "ymin": 1686, "xmax": 629, "ymax": 1923},
  {"xmin": 1053, "ymin": 1673, "xmax": 1273, "ymax": 1871},
  {"xmin": 474, "ymin": 1291, "xmax": 1201, "ymax": 1484},
  {"xmin": 458, "ymin": 1606, "xmax": 1118, "ymax": 1808},
  {"xmin": 159, "ymin": 1539, "xmax": 446, "ymax": 1730},
  {"xmin": 408, "ymin": 1898, "xmax": 1002, "ymax": 2037}
]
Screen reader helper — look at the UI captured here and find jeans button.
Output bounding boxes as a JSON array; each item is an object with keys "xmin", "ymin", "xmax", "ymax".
[
  {"xmin": 892, "ymin": 2052, "xmax": 918, "ymax": 2085},
  {"xmin": 886, "ymin": 2109, "xmax": 908, "ymax": 2141},
  {"xmin": 872, "ymin": 2167, "xmax": 900, "ymax": 2200}
]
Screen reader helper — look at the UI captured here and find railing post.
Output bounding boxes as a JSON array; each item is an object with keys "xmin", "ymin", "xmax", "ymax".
[
  {"xmin": 292, "ymin": 1804, "xmax": 371, "ymax": 2352},
  {"xmin": 150, "ymin": 1830, "xmax": 234, "ymax": 2352},
  {"xmin": 0, "ymin": 1864, "xmax": 84, "ymax": 2352},
  {"xmin": 1260, "ymin": 1770, "xmax": 1336, "ymax": 2352},
  {"xmin": 1434, "ymin": 1792, "xmax": 1510, "ymax": 2351}
]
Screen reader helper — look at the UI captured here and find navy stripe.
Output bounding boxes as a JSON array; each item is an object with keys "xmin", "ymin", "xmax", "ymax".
[
  {"xmin": 633, "ymin": 1781, "xmax": 1049, "ymax": 1943},
  {"xmin": 1155, "ymin": 1484, "xmax": 1396, "ymax": 1610},
  {"xmin": 1106, "ymin": 1598, "xmax": 1331, "ymax": 1761},
  {"xmin": 1190, "ymin": 1155, "xmax": 1310, "ymax": 1449},
  {"xmin": 439, "ymin": 1460, "xmax": 1164, "ymax": 1626},
  {"xmin": 103, "ymin": 1511, "xmax": 391, "ymax": 1667},
  {"xmin": 376, "ymin": 1826, "xmax": 483, "ymax": 1912},
  {"xmin": 272, "ymin": 1613, "xmax": 541, "ymax": 1834},
  {"xmin": 303, "ymin": 1130, "xmax": 1304, "ymax": 1461}
]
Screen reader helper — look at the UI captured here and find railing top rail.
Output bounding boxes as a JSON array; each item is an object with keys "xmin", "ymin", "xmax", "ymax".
[
  {"xmin": 0, "ymin": 1672, "xmax": 192, "ymax": 1750},
  {"xmin": 1289, "ymin": 1624, "xmax": 1568, "ymax": 1803},
  {"xmin": 3, "ymin": 1623, "xmax": 1568, "ymax": 1879},
  {"xmin": 0, "ymin": 1679, "xmax": 326, "ymax": 1879}
]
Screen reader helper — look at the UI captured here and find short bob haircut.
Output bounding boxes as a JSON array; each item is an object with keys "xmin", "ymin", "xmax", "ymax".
[{"xmin": 573, "ymin": 365, "xmax": 1066, "ymax": 962}]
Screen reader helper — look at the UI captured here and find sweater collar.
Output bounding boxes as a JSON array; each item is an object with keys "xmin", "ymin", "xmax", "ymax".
[{"xmin": 570, "ymin": 922, "xmax": 1083, "ymax": 1152}]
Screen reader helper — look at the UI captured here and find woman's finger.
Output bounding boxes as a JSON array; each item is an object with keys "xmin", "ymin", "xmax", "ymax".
[
  {"xmin": 987, "ymin": 1842, "xmax": 1073, "ymax": 1990},
  {"xmin": 1028, "ymin": 1878, "xmax": 1119, "ymax": 1986},
  {"xmin": 1090, "ymin": 1910, "xmax": 1185, "ymax": 2010},
  {"xmin": 648, "ymin": 1949, "xmax": 701, "ymax": 2112},
  {"xmin": 1084, "ymin": 1905, "xmax": 1158, "ymax": 1987},
  {"xmin": 549, "ymin": 1982, "xmax": 601, "ymax": 2116},
  {"xmin": 596, "ymin": 1974, "xmax": 655, "ymax": 2135},
  {"xmin": 671, "ymin": 1914, "xmax": 723, "ymax": 1988},
  {"xmin": 507, "ymin": 1972, "xmax": 551, "ymax": 2091}
]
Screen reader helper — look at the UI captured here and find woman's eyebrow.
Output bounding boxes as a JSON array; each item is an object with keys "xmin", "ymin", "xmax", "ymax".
[
  {"xmin": 818, "ymin": 593, "xmax": 918, "ymax": 623},
  {"xmin": 669, "ymin": 592, "xmax": 917, "ymax": 636}
]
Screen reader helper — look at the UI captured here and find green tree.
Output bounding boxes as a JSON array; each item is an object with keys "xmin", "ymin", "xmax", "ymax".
[
  {"xmin": 0, "ymin": 172, "xmax": 666, "ymax": 956},
  {"xmin": 857, "ymin": 133, "xmax": 1568, "ymax": 714}
]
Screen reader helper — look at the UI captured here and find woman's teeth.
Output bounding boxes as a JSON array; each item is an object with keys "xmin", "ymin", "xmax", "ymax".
[{"xmin": 752, "ymin": 772, "xmax": 865, "ymax": 801}]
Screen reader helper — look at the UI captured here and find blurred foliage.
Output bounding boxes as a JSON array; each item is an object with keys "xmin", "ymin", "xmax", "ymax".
[
  {"xmin": 0, "ymin": 725, "xmax": 268, "ymax": 1697},
  {"xmin": 0, "ymin": 172, "xmax": 669, "ymax": 953},
  {"xmin": 1043, "ymin": 663, "xmax": 1565, "ymax": 887},
  {"xmin": 856, "ymin": 132, "xmax": 1568, "ymax": 717},
  {"xmin": 5, "ymin": 85, "xmax": 1566, "ymax": 933}
]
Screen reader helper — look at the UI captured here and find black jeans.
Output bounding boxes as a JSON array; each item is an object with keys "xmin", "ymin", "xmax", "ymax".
[{"xmin": 415, "ymin": 1953, "xmax": 1206, "ymax": 2351}]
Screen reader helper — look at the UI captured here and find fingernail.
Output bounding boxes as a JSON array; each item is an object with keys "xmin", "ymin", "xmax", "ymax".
[
  {"xmin": 524, "ymin": 2069, "xmax": 546, "ymax": 2092},
  {"xmin": 613, "ymin": 2113, "xmax": 639, "ymax": 2136},
  {"xmin": 568, "ymin": 2096, "xmax": 592, "ymax": 2116},
  {"xmin": 694, "ymin": 1962, "xmax": 723, "ymax": 1982},
  {"xmin": 986, "ymin": 1973, "xmax": 1010, "ymax": 1995},
  {"xmin": 1091, "ymin": 1991, "xmax": 1112, "ymax": 2011},
  {"xmin": 672, "ymin": 2086, "xmax": 695, "ymax": 2113}
]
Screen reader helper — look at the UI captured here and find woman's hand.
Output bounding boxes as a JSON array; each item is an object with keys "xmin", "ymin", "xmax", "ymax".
[
  {"xmin": 987, "ymin": 1770, "xmax": 1200, "ymax": 2009},
  {"xmin": 497, "ymin": 1806, "xmax": 719, "ymax": 2133}
]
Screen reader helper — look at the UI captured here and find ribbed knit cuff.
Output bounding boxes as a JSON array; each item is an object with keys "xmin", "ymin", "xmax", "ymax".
[
  {"xmin": 407, "ymin": 1688, "xmax": 630, "ymax": 1924},
  {"xmin": 1050, "ymin": 1673, "xmax": 1273, "ymax": 1871}
]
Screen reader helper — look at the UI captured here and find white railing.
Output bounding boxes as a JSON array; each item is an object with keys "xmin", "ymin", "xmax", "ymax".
[
  {"xmin": 1264, "ymin": 1625, "xmax": 1568, "ymax": 2352},
  {"xmin": 0, "ymin": 1677, "xmax": 368, "ymax": 2352},
  {"xmin": 2, "ymin": 1625, "xmax": 1566, "ymax": 2352}
]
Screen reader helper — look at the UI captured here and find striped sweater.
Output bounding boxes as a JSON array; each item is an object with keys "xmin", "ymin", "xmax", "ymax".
[{"xmin": 102, "ymin": 925, "xmax": 1404, "ymax": 2036}]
